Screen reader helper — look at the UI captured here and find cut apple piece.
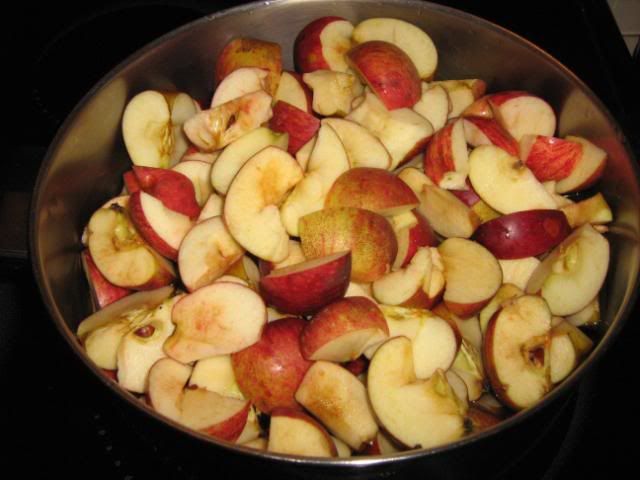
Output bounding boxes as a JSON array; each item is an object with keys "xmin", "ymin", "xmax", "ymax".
[
  {"xmin": 184, "ymin": 90, "xmax": 273, "ymax": 152},
  {"xmin": 393, "ymin": 209, "xmax": 439, "ymax": 269},
  {"xmin": 303, "ymin": 70, "xmax": 363, "ymax": 117},
  {"xmin": 224, "ymin": 146, "xmax": 303, "ymax": 262},
  {"xmin": 268, "ymin": 100, "xmax": 321, "ymax": 155},
  {"xmin": 551, "ymin": 318, "xmax": 594, "ymax": 360},
  {"xmin": 280, "ymin": 123, "xmax": 350, "ymax": 237},
  {"xmin": 368, "ymin": 337, "xmax": 465, "ymax": 449},
  {"xmin": 178, "ymin": 216, "xmax": 245, "ymax": 292},
  {"xmin": 468, "ymin": 145, "xmax": 557, "ymax": 214},
  {"xmin": 215, "ymin": 37, "xmax": 282, "ymax": 96},
  {"xmin": 322, "ymin": 117, "xmax": 391, "ymax": 169},
  {"xmin": 86, "ymin": 203, "xmax": 176, "ymax": 289},
  {"xmin": 463, "ymin": 117, "xmax": 518, "ymax": 157},
  {"xmin": 122, "ymin": 90, "xmax": 199, "ymax": 169},
  {"xmin": 432, "ymin": 303, "xmax": 482, "ymax": 353},
  {"xmin": 526, "ymin": 224, "xmax": 609, "ymax": 316},
  {"xmin": 211, "ymin": 127, "xmax": 289, "ymax": 195},
  {"xmin": 431, "ymin": 80, "xmax": 487, "ymax": 119},
  {"xmin": 346, "ymin": 89, "xmax": 433, "ymax": 170},
  {"xmin": 439, "ymin": 238, "xmax": 502, "ymax": 318},
  {"xmin": 483, "ymin": 295, "xmax": 552, "ymax": 410},
  {"xmin": 498, "ymin": 257, "xmax": 541, "ymax": 291},
  {"xmin": 131, "ymin": 166, "xmax": 200, "ymax": 219},
  {"xmin": 417, "ymin": 184, "xmax": 481, "ymax": 239},
  {"xmin": 478, "ymin": 283, "xmax": 524, "ymax": 335},
  {"xmin": 260, "ymin": 251, "xmax": 351, "ymax": 316},
  {"xmin": 519, "ymin": 135, "xmax": 582, "ymax": 182},
  {"xmin": 299, "ymin": 207, "xmax": 398, "ymax": 283},
  {"xmin": 423, "ymin": 119, "xmax": 469, "ymax": 189},
  {"xmin": 171, "ymin": 161, "xmax": 213, "ymax": 208},
  {"xmin": 273, "ymin": 70, "xmax": 313, "ymax": 113},
  {"xmin": 352, "ymin": 18, "xmax": 438, "ymax": 80},
  {"xmin": 560, "ymin": 193, "xmax": 613, "ymax": 228},
  {"xmin": 300, "ymin": 296, "xmax": 388, "ymax": 362},
  {"xmin": 451, "ymin": 339, "xmax": 485, "ymax": 401},
  {"xmin": 189, "ymin": 355, "xmax": 244, "ymax": 400},
  {"xmin": 268, "ymin": 408, "xmax": 337, "ymax": 457},
  {"xmin": 83, "ymin": 318, "xmax": 132, "ymax": 370},
  {"xmin": 294, "ymin": 16, "xmax": 354, "ymax": 73},
  {"xmin": 295, "ymin": 361, "xmax": 378, "ymax": 450},
  {"xmin": 554, "ymin": 136, "xmax": 607, "ymax": 194},
  {"xmin": 295, "ymin": 135, "xmax": 316, "ymax": 171},
  {"xmin": 225, "ymin": 255, "xmax": 261, "ymax": 290},
  {"xmin": 232, "ymin": 317, "xmax": 312, "ymax": 414},
  {"xmin": 397, "ymin": 167, "xmax": 433, "ymax": 194},
  {"xmin": 445, "ymin": 370, "xmax": 470, "ymax": 410},
  {"xmin": 488, "ymin": 91, "xmax": 556, "ymax": 141},
  {"xmin": 81, "ymin": 250, "xmax": 132, "ymax": 309},
  {"xmin": 413, "ymin": 83, "xmax": 450, "ymax": 131},
  {"xmin": 549, "ymin": 330, "xmax": 577, "ymax": 384},
  {"xmin": 211, "ymin": 67, "xmax": 269, "ymax": 107},
  {"xmin": 259, "ymin": 239, "xmax": 306, "ymax": 276},
  {"xmin": 236, "ymin": 406, "xmax": 261, "ymax": 444},
  {"xmin": 147, "ymin": 358, "xmax": 192, "ymax": 423},
  {"xmin": 196, "ymin": 193, "xmax": 224, "ymax": 222},
  {"xmin": 464, "ymin": 405, "xmax": 502, "ymax": 433},
  {"xmin": 332, "ymin": 436, "xmax": 352, "ymax": 458},
  {"xmin": 566, "ymin": 299, "xmax": 600, "ymax": 327},
  {"xmin": 344, "ymin": 282, "xmax": 376, "ymax": 303},
  {"xmin": 164, "ymin": 282, "xmax": 266, "ymax": 363},
  {"xmin": 473, "ymin": 209, "xmax": 571, "ymax": 259}
]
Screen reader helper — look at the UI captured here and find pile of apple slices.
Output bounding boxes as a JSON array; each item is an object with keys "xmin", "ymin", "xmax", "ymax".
[{"xmin": 77, "ymin": 14, "xmax": 613, "ymax": 457}]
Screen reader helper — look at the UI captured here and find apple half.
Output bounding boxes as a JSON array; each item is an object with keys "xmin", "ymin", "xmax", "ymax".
[{"xmin": 294, "ymin": 16, "xmax": 354, "ymax": 73}]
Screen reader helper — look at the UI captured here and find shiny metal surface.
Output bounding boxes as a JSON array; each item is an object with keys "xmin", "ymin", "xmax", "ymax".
[{"xmin": 30, "ymin": 0, "xmax": 640, "ymax": 476}]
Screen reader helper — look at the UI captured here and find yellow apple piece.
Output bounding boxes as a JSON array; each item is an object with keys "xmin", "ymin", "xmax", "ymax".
[
  {"xmin": 322, "ymin": 117, "xmax": 391, "ymax": 169},
  {"xmin": 303, "ymin": 69, "xmax": 363, "ymax": 116},
  {"xmin": 268, "ymin": 408, "xmax": 337, "ymax": 457}
]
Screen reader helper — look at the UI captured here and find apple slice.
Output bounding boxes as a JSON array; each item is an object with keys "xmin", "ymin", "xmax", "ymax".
[
  {"xmin": 498, "ymin": 257, "xmax": 541, "ymax": 290},
  {"xmin": 566, "ymin": 298, "xmax": 600, "ymax": 327},
  {"xmin": 423, "ymin": 119, "xmax": 469, "ymax": 189},
  {"xmin": 347, "ymin": 40, "xmax": 421, "ymax": 110},
  {"xmin": 439, "ymin": 238, "xmax": 502, "ymax": 318},
  {"xmin": 294, "ymin": 16, "xmax": 354, "ymax": 73},
  {"xmin": 232, "ymin": 317, "xmax": 312, "ymax": 414},
  {"xmin": 432, "ymin": 303, "xmax": 482, "ymax": 352},
  {"xmin": 268, "ymin": 408, "xmax": 337, "ymax": 457},
  {"xmin": 344, "ymin": 282, "xmax": 376, "ymax": 303},
  {"xmin": 488, "ymin": 91, "xmax": 556, "ymax": 141},
  {"xmin": 552, "ymin": 318, "xmax": 594, "ymax": 359},
  {"xmin": 368, "ymin": 337, "xmax": 465, "ymax": 449},
  {"xmin": 259, "ymin": 239, "xmax": 306, "ymax": 277},
  {"xmin": 325, "ymin": 167, "xmax": 418, "ymax": 216},
  {"xmin": 180, "ymin": 388, "xmax": 251, "ymax": 442},
  {"xmin": 225, "ymin": 255, "xmax": 261, "ymax": 290},
  {"xmin": 451, "ymin": 339, "xmax": 485, "ymax": 401},
  {"xmin": 211, "ymin": 67, "xmax": 269, "ymax": 107},
  {"xmin": 171, "ymin": 161, "xmax": 213, "ymax": 208},
  {"xmin": 431, "ymin": 80, "xmax": 487, "ymax": 119},
  {"xmin": 184, "ymin": 90, "xmax": 273, "ymax": 152},
  {"xmin": 295, "ymin": 361, "xmax": 378, "ymax": 450},
  {"xmin": 483, "ymin": 295, "xmax": 552, "ymax": 410},
  {"xmin": 478, "ymin": 283, "xmax": 524, "ymax": 335},
  {"xmin": 303, "ymin": 70, "xmax": 363, "ymax": 117},
  {"xmin": 393, "ymin": 209, "xmax": 439, "ymax": 269},
  {"xmin": 465, "ymin": 405, "xmax": 502, "ymax": 433},
  {"xmin": 519, "ymin": 135, "xmax": 582, "ymax": 182},
  {"xmin": 300, "ymin": 296, "xmax": 388, "ymax": 362},
  {"xmin": 299, "ymin": 207, "xmax": 398, "ymax": 283},
  {"xmin": 268, "ymin": 100, "xmax": 321, "ymax": 155},
  {"xmin": 224, "ymin": 146, "xmax": 303, "ymax": 262},
  {"xmin": 131, "ymin": 166, "xmax": 200, "ymax": 219},
  {"xmin": 215, "ymin": 37, "xmax": 282, "ymax": 96},
  {"xmin": 116, "ymin": 295, "xmax": 180, "ymax": 393},
  {"xmin": 122, "ymin": 90, "xmax": 199, "ymax": 169},
  {"xmin": 346, "ymin": 89, "xmax": 433, "ymax": 170},
  {"xmin": 397, "ymin": 167, "xmax": 433, "ymax": 194},
  {"xmin": 525, "ymin": 223, "xmax": 609, "ymax": 316},
  {"xmin": 280, "ymin": 123, "xmax": 350, "ymax": 237},
  {"xmin": 331, "ymin": 436, "xmax": 352, "ymax": 458},
  {"xmin": 260, "ymin": 251, "xmax": 351, "ymax": 316},
  {"xmin": 413, "ymin": 83, "xmax": 450, "ymax": 131},
  {"xmin": 295, "ymin": 135, "xmax": 316, "ymax": 171},
  {"xmin": 468, "ymin": 145, "xmax": 557, "ymax": 214},
  {"xmin": 352, "ymin": 18, "xmax": 438, "ymax": 80},
  {"xmin": 560, "ymin": 192, "xmax": 613, "ymax": 228},
  {"xmin": 273, "ymin": 70, "xmax": 313, "ymax": 112},
  {"xmin": 555, "ymin": 136, "xmax": 607, "ymax": 193},
  {"xmin": 189, "ymin": 355, "xmax": 244, "ymax": 400},
  {"xmin": 163, "ymin": 282, "xmax": 267, "ymax": 363},
  {"xmin": 417, "ymin": 184, "xmax": 481, "ymax": 239},
  {"xmin": 81, "ymin": 250, "xmax": 132, "ymax": 309},
  {"xmin": 236, "ymin": 407, "xmax": 261, "ymax": 445},
  {"xmin": 321, "ymin": 118, "xmax": 391, "ymax": 169},
  {"xmin": 86, "ymin": 203, "xmax": 176, "ymax": 289},
  {"xmin": 178, "ymin": 216, "xmax": 245, "ymax": 292},
  {"xmin": 147, "ymin": 358, "xmax": 192, "ymax": 423},
  {"xmin": 473, "ymin": 209, "xmax": 571, "ymax": 259},
  {"xmin": 180, "ymin": 148, "xmax": 220, "ymax": 164},
  {"xmin": 463, "ymin": 117, "xmax": 518, "ymax": 157},
  {"xmin": 210, "ymin": 127, "xmax": 289, "ymax": 195},
  {"xmin": 549, "ymin": 329, "xmax": 577, "ymax": 384},
  {"xmin": 197, "ymin": 194, "xmax": 224, "ymax": 222}
]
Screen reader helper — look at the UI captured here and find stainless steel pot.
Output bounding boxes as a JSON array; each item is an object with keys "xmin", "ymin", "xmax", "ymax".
[{"xmin": 30, "ymin": 0, "xmax": 640, "ymax": 478}]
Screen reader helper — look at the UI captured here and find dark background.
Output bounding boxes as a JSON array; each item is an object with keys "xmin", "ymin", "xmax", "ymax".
[{"xmin": 1, "ymin": 1, "xmax": 638, "ymax": 478}]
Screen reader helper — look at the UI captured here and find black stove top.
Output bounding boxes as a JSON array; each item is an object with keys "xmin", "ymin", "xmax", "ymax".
[{"xmin": 1, "ymin": 1, "xmax": 639, "ymax": 478}]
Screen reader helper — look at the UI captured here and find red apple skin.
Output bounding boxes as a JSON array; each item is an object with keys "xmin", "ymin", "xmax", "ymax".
[
  {"xmin": 450, "ymin": 181, "xmax": 482, "ymax": 207},
  {"xmin": 325, "ymin": 168, "xmax": 419, "ymax": 214},
  {"xmin": 445, "ymin": 299, "xmax": 493, "ymax": 320},
  {"xmin": 521, "ymin": 136, "xmax": 582, "ymax": 182},
  {"xmin": 424, "ymin": 122, "xmax": 456, "ymax": 185},
  {"xmin": 347, "ymin": 41, "xmax": 421, "ymax": 110},
  {"xmin": 128, "ymin": 191, "xmax": 179, "ymax": 261},
  {"xmin": 487, "ymin": 90, "xmax": 529, "ymax": 107},
  {"xmin": 294, "ymin": 16, "xmax": 349, "ymax": 73},
  {"xmin": 269, "ymin": 101, "xmax": 320, "ymax": 155},
  {"xmin": 399, "ymin": 210, "xmax": 439, "ymax": 268},
  {"xmin": 462, "ymin": 96, "xmax": 493, "ymax": 118},
  {"xmin": 231, "ymin": 317, "xmax": 313, "ymax": 414},
  {"xmin": 362, "ymin": 439, "xmax": 382, "ymax": 456},
  {"xmin": 132, "ymin": 166, "xmax": 200, "ymax": 219},
  {"xmin": 123, "ymin": 171, "xmax": 141, "ymax": 194},
  {"xmin": 300, "ymin": 296, "xmax": 389, "ymax": 360},
  {"xmin": 342, "ymin": 356, "xmax": 369, "ymax": 376},
  {"xmin": 465, "ymin": 405, "xmax": 503, "ymax": 433},
  {"xmin": 81, "ymin": 250, "xmax": 132, "ymax": 308},
  {"xmin": 259, "ymin": 253, "xmax": 352, "ymax": 315},
  {"xmin": 202, "ymin": 401, "xmax": 251, "ymax": 442},
  {"xmin": 464, "ymin": 117, "xmax": 519, "ymax": 157},
  {"xmin": 400, "ymin": 287, "xmax": 443, "ymax": 310},
  {"xmin": 102, "ymin": 369, "xmax": 118, "ymax": 381},
  {"xmin": 473, "ymin": 209, "xmax": 572, "ymax": 259}
]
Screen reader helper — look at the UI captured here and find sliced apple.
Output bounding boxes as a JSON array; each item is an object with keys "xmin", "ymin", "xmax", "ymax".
[
  {"xmin": 295, "ymin": 360, "xmax": 378, "ymax": 450},
  {"xmin": 147, "ymin": 357, "xmax": 192, "ymax": 423},
  {"xmin": 163, "ymin": 282, "xmax": 266, "ymax": 363},
  {"xmin": 439, "ymin": 238, "xmax": 502, "ymax": 318},
  {"xmin": 525, "ymin": 223, "xmax": 609, "ymax": 316},
  {"xmin": 423, "ymin": 119, "xmax": 469, "ymax": 189},
  {"xmin": 463, "ymin": 117, "xmax": 518, "ymax": 157},
  {"xmin": 451, "ymin": 339, "xmax": 485, "ymax": 401},
  {"xmin": 413, "ymin": 83, "xmax": 450, "ymax": 131},
  {"xmin": 555, "ymin": 136, "xmax": 607, "ymax": 193},
  {"xmin": 488, "ymin": 91, "xmax": 556, "ymax": 141},
  {"xmin": 393, "ymin": 209, "xmax": 439, "ymax": 269},
  {"xmin": 197, "ymin": 193, "xmax": 224, "ymax": 222},
  {"xmin": 211, "ymin": 67, "xmax": 269, "ymax": 107},
  {"xmin": 131, "ymin": 166, "xmax": 200, "ymax": 219},
  {"xmin": 468, "ymin": 145, "xmax": 557, "ymax": 214},
  {"xmin": 498, "ymin": 257, "xmax": 541, "ymax": 291},
  {"xmin": 268, "ymin": 100, "xmax": 321, "ymax": 155},
  {"xmin": 303, "ymin": 70, "xmax": 363, "ymax": 117},
  {"xmin": 431, "ymin": 80, "xmax": 487, "ymax": 119},
  {"xmin": 368, "ymin": 337, "xmax": 465, "ymax": 449},
  {"xmin": 478, "ymin": 283, "xmax": 524, "ymax": 335},
  {"xmin": 224, "ymin": 146, "xmax": 303, "ymax": 262},
  {"xmin": 549, "ymin": 330, "xmax": 577, "ymax": 384},
  {"xmin": 566, "ymin": 298, "xmax": 600, "ymax": 327},
  {"xmin": 294, "ymin": 16, "xmax": 354, "ymax": 73},
  {"xmin": 295, "ymin": 135, "xmax": 316, "ymax": 171},
  {"xmin": 417, "ymin": 184, "xmax": 481, "ymax": 239},
  {"xmin": 519, "ymin": 135, "xmax": 582, "ymax": 182},
  {"xmin": 81, "ymin": 250, "xmax": 132, "ymax": 309},
  {"xmin": 352, "ymin": 18, "xmax": 438, "ymax": 80},
  {"xmin": 268, "ymin": 408, "xmax": 337, "ymax": 457},
  {"xmin": 171, "ymin": 161, "xmax": 213, "ymax": 208},
  {"xmin": 560, "ymin": 193, "xmax": 613, "ymax": 228},
  {"xmin": 225, "ymin": 255, "xmax": 261, "ymax": 290},
  {"xmin": 322, "ymin": 117, "xmax": 391, "ymax": 169},
  {"xmin": 189, "ymin": 355, "xmax": 244, "ymax": 400},
  {"xmin": 483, "ymin": 295, "xmax": 552, "ymax": 410},
  {"xmin": 273, "ymin": 70, "xmax": 313, "ymax": 112}
]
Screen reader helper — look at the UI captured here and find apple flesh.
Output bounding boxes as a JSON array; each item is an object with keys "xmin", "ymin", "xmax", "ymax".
[
  {"xmin": 432, "ymin": 79, "xmax": 487, "ymax": 118},
  {"xmin": 423, "ymin": 118, "xmax": 469, "ymax": 189},
  {"xmin": 302, "ymin": 70, "xmax": 363, "ymax": 117},
  {"xmin": 555, "ymin": 136, "xmax": 607, "ymax": 193},
  {"xmin": 560, "ymin": 192, "xmax": 613, "ymax": 228},
  {"xmin": 472, "ymin": 209, "xmax": 571, "ymax": 259},
  {"xmin": 259, "ymin": 251, "xmax": 351, "ymax": 316},
  {"xmin": 268, "ymin": 100, "xmax": 321, "ymax": 155},
  {"xmin": 130, "ymin": 166, "xmax": 200, "ymax": 219},
  {"xmin": 197, "ymin": 192, "xmax": 224, "ymax": 223},
  {"xmin": 488, "ymin": 91, "xmax": 556, "ymax": 141},
  {"xmin": 232, "ymin": 317, "xmax": 312, "ymax": 414},
  {"xmin": 498, "ymin": 257, "xmax": 541, "ymax": 291},
  {"xmin": 81, "ymin": 250, "xmax": 132, "ymax": 309},
  {"xmin": 147, "ymin": 357, "xmax": 192, "ymax": 423},
  {"xmin": 268, "ymin": 408, "xmax": 337, "ymax": 457},
  {"xmin": 294, "ymin": 16, "xmax": 354, "ymax": 73},
  {"xmin": 478, "ymin": 283, "xmax": 524, "ymax": 335},
  {"xmin": 171, "ymin": 160, "xmax": 213, "ymax": 208},
  {"xmin": 393, "ymin": 209, "xmax": 439, "ymax": 269},
  {"xmin": 413, "ymin": 83, "xmax": 450, "ymax": 131},
  {"xmin": 189, "ymin": 355, "xmax": 245, "ymax": 400},
  {"xmin": 463, "ymin": 117, "xmax": 518, "ymax": 157},
  {"xmin": 321, "ymin": 117, "xmax": 391, "ymax": 170},
  {"xmin": 416, "ymin": 184, "xmax": 481, "ymax": 239},
  {"xmin": 211, "ymin": 67, "xmax": 269, "ymax": 107},
  {"xmin": 273, "ymin": 70, "xmax": 313, "ymax": 112}
]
